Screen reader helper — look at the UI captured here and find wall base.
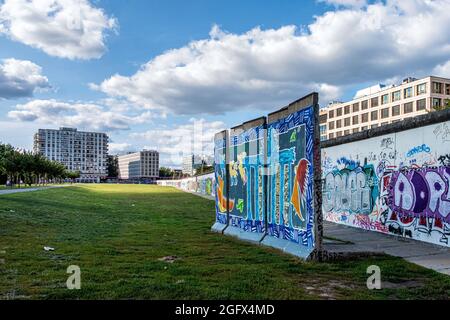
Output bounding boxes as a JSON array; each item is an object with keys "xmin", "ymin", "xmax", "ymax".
[
  {"xmin": 211, "ymin": 222, "xmax": 227, "ymax": 234},
  {"xmin": 261, "ymin": 237, "xmax": 312, "ymax": 260},
  {"xmin": 224, "ymin": 226, "xmax": 265, "ymax": 244}
]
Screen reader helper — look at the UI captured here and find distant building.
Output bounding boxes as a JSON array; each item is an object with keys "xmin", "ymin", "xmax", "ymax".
[
  {"xmin": 118, "ymin": 150, "xmax": 159, "ymax": 182},
  {"xmin": 33, "ymin": 127, "xmax": 108, "ymax": 182},
  {"xmin": 182, "ymin": 154, "xmax": 198, "ymax": 176},
  {"xmin": 182, "ymin": 154, "xmax": 214, "ymax": 176},
  {"xmin": 319, "ymin": 76, "xmax": 450, "ymax": 141}
]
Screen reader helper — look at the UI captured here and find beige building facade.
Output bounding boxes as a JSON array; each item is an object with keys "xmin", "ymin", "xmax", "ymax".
[
  {"xmin": 118, "ymin": 150, "xmax": 159, "ymax": 181},
  {"xmin": 319, "ymin": 76, "xmax": 450, "ymax": 141}
]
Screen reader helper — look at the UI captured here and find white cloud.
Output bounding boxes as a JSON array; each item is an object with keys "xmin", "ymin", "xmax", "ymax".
[
  {"xmin": 108, "ymin": 142, "xmax": 133, "ymax": 155},
  {"xmin": 8, "ymin": 99, "xmax": 154, "ymax": 132},
  {"xmin": 433, "ymin": 60, "xmax": 450, "ymax": 78},
  {"xmin": 0, "ymin": 0, "xmax": 117, "ymax": 60},
  {"xmin": 94, "ymin": 0, "xmax": 450, "ymax": 113},
  {"xmin": 319, "ymin": 0, "xmax": 367, "ymax": 8},
  {"xmin": 129, "ymin": 119, "xmax": 225, "ymax": 167},
  {"xmin": 0, "ymin": 58, "xmax": 50, "ymax": 99}
]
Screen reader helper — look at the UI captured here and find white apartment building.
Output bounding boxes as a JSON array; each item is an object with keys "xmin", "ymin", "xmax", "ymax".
[
  {"xmin": 319, "ymin": 76, "xmax": 450, "ymax": 141},
  {"xmin": 33, "ymin": 127, "xmax": 108, "ymax": 182},
  {"xmin": 118, "ymin": 150, "xmax": 159, "ymax": 182}
]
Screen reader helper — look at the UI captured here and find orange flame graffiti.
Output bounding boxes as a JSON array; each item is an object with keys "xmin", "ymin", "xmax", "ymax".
[
  {"xmin": 290, "ymin": 159, "xmax": 310, "ymax": 222},
  {"xmin": 216, "ymin": 175, "xmax": 235, "ymax": 212}
]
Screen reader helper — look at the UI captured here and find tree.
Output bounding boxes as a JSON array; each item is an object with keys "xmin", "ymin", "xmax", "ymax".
[
  {"xmin": 159, "ymin": 167, "xmax": 174, "ymax": 178},
  {"xmin": 0, "ymin": 142, "xmax": 73, "ymax": 188},
  {"xmin": 67, "ymin": 171, "xmax": 81, "ymax": 183},
  {"xmin": 107, "ymin": 155, "xmax": 119, "ymax": 177},
  {"xmin": 433, "ymin": 99, "xmax": 450, "ymax": 111},
  {"xmin": 0, "ymin": 143, "xmax": 14, "ymax": 185}
]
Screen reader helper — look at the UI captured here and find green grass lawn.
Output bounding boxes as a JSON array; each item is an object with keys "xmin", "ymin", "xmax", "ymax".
[{"xmin": 0, "ymin": 184, "xmax": 448, "ymax": 300}]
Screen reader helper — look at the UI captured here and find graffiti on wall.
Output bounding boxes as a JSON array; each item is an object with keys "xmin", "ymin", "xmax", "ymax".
[
  {"xmin": 158, "ymin": 173, "xmax": 216, "ymax": 198},
  {"xmin": 228, "ymin": 123, "xmax": 266, "ymax": 234},
  {"xmin": 323, "ymin": 163, "xmax": 378, "ymax": 216},
  {"xmin": 267, "ymin": 106, "xmax": 315, "ymax": 249},
  {"xmin": 322, "ymin": 121, "xmax": 450, "ymax": 247},
  {"xmin": 389, "ymin": 167, "xmax": 450, "ymax": 221},
  {"xmin": 214, "ymin": 136, "xmax": 230, "ymax": 225}
]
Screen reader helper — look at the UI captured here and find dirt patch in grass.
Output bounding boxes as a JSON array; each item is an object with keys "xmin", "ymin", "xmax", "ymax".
[
  {"xmin": 158, "ymin": 256, "xmax": 181, "ymax": 263},
  {"xmin": 382, "ymin": 280, "xmax": 424, "ymax": 289}
]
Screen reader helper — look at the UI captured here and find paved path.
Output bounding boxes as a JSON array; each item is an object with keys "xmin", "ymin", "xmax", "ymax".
[
  {"xmin": 323, "ymin": 221, "xmax": 450, "ymax": 275},
  {"xmin": 0, "ymin": 185, "xmax": 71, "ymax": 196}
]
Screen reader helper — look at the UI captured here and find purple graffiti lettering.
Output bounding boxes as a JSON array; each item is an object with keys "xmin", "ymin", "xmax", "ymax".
[{"xmin": 390, "ymin": 167, "xmax": 450, "ymax": 222}]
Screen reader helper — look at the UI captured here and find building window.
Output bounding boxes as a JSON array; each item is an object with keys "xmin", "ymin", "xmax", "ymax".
[
  {"xmin": 320, "ymin": 135, "xmax": 327, "ymax": 142},
  {"xmin": 371, "ymin": 97, "xmax": 379, "ymax": 108},
  {"xmin": 404, "ymin": 87, "xmax": 413, "ymax": 98},
  {"xmin": 336, "ymin": 120, "xmax": 342, "ymax": 128},
  {"xmin": 361, "ymin": 100, "xmax": 368, "ymax": 110},
  {"xmin": 320, "ymin": 124, "xmax": 327, "ymax": 135},
  {"xmin": 329, "ymin": 110, "xmax": 334, "ymax": 119},
  {"xmin": 417, "ymin": 98, "xmax": 426, "ymax": 111},
  {"xmin": 392, "ymin": 90, "xmax": 401, "ymax": 102},
  {"xmin": 352, "ymin": 115, "xmax": 359, "ymax": 125},
  {"xmin": 329, "ymin": 121, "xmax": 335, "ymax": 130},
  {"xmin": 404, "ymin": 102, "xmax": 413, "ymax": 113},
  {"xmin": 371, "ymin": 124, "xmax": 379, "ymax": 129},
  {"xmin": 381, "ymin": 122, "xmax": 389, "ymax": 126},
  {"xmin": 381, "ymin": 107, "xmax": 390, "ymax": 119},
  {"xmin": 344, "ymin": 117, "xmax": 351, "ymax": 127},
  {"xmin": 336, "ymin": 108, "xmax": 343, "ymax": 117},
  {"xmin": 353, "ymin": 128, "xmax": 359, "ymax": 134},
  {"xmin": 392, "ymin": 105, "xmax": 400, "ymax": 116},
  {"xmin": 417, "ymin": 83, "xmax": 427, "ymax": 95},
  {"xmin": 432, "ymin": 82, "xmax": 442, "ymax": 94},
  {"xmin": 432, "ymin": 98, "xmax": 442, "ymax": 108},
  {"xmin": 361, "ymin": 126, "xmax": 368, "ymax": 131},
  {"xmin": 352, "ymin": 103, "xmax": 359, "ymax": 112},
  {"xmin": 336, "ymin": 131, "xmax": 342, "ymax": 137},
  {"xmin": 320, "ymin": 114, "xmax": 327, "ymax": 124},
  {"xmin": 381, "ymin": 94, "xmax": 389, "ymax": 105},
  {"xmin": 344, "ymin": 105, "xmax": 350, "ymax": 114},
  {"xmin": 329, "ymin": 133, "xmax": 334, "ymax": 139},
  {"xmin": 371, "ymin": 110, "xmax": 378, "ymax": 121},
  {"xmin": 361, "ymin": 113, "xmax": 369, "ymax": 123},
  {"xmin": 344, "ymin": 130, "xmax": 350, "ymax": 135},
  {"xmin": 446, "ymin": 84, "xmax": 450, "ymax": 95}
]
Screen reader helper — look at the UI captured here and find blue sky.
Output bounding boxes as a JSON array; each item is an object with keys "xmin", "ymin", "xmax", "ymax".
[{"xmin": 1, "ymin": 0, "xmax": 449, "ymax": 167}]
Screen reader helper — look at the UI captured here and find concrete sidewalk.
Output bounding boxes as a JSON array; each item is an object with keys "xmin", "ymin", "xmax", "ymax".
[
  {"xmin": 0, "ymin": 185, "xmax": 71, "ymax": 196},
  {"xmin": 323, "ymin": 221, "xmax": 450, "ymax": 275}
]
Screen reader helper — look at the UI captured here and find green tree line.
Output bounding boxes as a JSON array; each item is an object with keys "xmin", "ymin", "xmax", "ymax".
[{"xmin": 0, "ymin": 143, "xmax": 80, "ymax": 188}]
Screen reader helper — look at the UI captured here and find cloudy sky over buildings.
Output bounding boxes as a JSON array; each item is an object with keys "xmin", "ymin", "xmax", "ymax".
[{"xmin": 1, "ymin": 0, "xmax": 449, "ymax": 166}]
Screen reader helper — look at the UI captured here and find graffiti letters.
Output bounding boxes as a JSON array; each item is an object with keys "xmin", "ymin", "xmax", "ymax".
[
  {"xmin": 390, "ymin": 167, "xmax": 450, "ymax": 221},
  {"xmin": 406, "ymin": 144, "xmax": 431, "ymax": 158},
  {"xmin": 323, "ymin": 166, "xmax": 377, "ymax": 215},
  {"xmin": 438, "ymin": 154, "xmax": 450, "ymax": 166},
  {"xmin": 433, "ymin": 123, "xmax": 450, "ymax": 143}
]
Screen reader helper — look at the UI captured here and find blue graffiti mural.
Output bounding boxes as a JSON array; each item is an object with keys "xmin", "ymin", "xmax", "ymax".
[
  {"xmin": 266, "ymin": 106, "xmax": 315, "ymax": 249},
  {"xmin": 214, "ymin": 135, "xmax": 230, "ymax": 226},
  {"xmin": 228, "ymin": 123, "xmax": 266, "ymax": 234}
]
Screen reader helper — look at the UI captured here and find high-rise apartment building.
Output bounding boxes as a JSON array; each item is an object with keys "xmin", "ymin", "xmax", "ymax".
[
  {"xmin": 33, "ymin": 127, "xmax": 108, "ymax": 182},
  {"xmin": 117, "ymin": 150, "xmax": 159, "ymax": 182},
  {"xmin": 319, "ymin": 76, "xmax": 450, "ymax": 141}
]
